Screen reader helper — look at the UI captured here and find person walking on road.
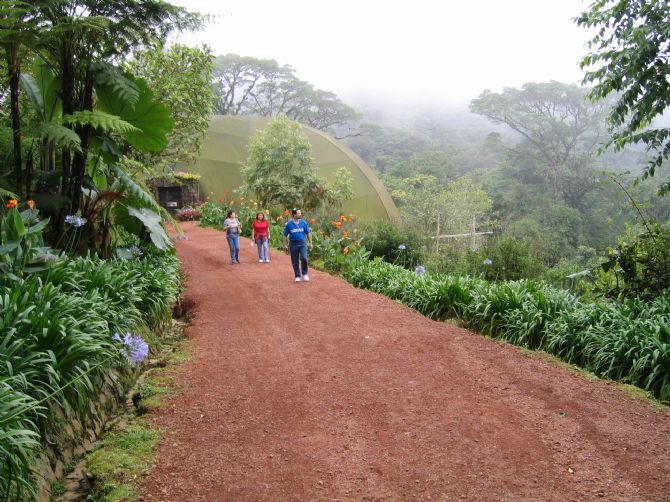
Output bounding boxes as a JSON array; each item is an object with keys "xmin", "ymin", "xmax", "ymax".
[
  {"xmin": 251, "ymin": 211, "xmax": 270, "ymax": 263},
  {"xmin": 223, "ymin": 210, "xmax": 242, "ymax": 264},
  {"xmin": 283, "ymin": 208, "xmax": 313, "ymax": 282}
]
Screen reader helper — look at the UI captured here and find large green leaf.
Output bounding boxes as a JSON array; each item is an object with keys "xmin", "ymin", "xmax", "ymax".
[
  {"xmin": 127, "ymin": 206, "xmax": 172, "ymax": 250},
  {"xmin": 110, "ymin": 165, "xmax": 158, "ymax": 210},
  {"xmin": 19, "ymin": 59, "xmax": 62, "ymax": 122},
  {"xmin": 96, "ymin": 74, "xmax": 174, "ymax": 152}
]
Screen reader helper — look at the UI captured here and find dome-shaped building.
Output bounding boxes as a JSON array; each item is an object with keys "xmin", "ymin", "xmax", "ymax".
[{"xmin": 193, "ymin": 115, "xmax": 399, "ymax": 220}]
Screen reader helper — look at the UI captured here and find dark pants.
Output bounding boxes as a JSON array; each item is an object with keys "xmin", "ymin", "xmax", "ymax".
[{"xmin": 289, "ymin": 241, "xmax": 308, "ymax": 278}]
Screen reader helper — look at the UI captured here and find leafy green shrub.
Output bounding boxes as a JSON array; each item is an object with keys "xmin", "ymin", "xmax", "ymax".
[
  {"xmin": 600, "ymin": 221, "xmax": 670, "ymax": 300},
  {"xmin": 470, "ymin": 235, "xmax": 545, "ymax": 281},
  {"xmin": 0, "ymin": 251, "xmax": 181, "ymax": 500},
  {"xmin": 199, "ymin": 201, "xmax": 225, "ymax": 228},
  {"xmin": 358, "ymin": 220, "xmax": 426, "ymax": 269}
]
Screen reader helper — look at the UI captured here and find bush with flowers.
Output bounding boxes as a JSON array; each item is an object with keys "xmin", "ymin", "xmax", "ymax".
[
  {"xmin": 308, "ymin": 213, "xmax": 370, "ymax": 274},
  {"xmin": 176, "ymin": 206, "xmax": 202, "ymax": 221}
]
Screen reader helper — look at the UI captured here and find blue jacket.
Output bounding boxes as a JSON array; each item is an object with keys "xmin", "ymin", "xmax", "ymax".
[{"xmin": 283, "ymin": 219, "xmax": 310, "ymax": 242}]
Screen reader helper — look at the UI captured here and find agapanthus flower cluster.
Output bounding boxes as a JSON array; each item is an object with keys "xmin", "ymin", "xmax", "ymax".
[
  {"xmin": 414, "ymin": 265, "xmax": 426, "ymax": 275},
  {"xmin": 483, "ymin": 258, "xmax": 493, "ymax": 266},
  {"xmin": 398, "ymin": 244, "xmax": 406, "ymax": 250},
  {"xmin": 128, "ymin": 245, "xmax": 143, "ymax": 257},
  {"xmin": 65, "ymin": 214, "xmax": 87, "ymax": 227},
  {"xmin": 113, "ymin": 332, "xmax": 149, "ymax": 364}
]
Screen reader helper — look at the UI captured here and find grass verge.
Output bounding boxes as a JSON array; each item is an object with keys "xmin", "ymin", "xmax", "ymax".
[{"xmin": 86, "ymin": 329, "xmax": 190, "ymax": 502}]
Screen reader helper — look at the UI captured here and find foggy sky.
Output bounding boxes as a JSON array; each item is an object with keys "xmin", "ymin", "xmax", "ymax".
[{"xmin": 169, "ymin": 0, "xmax": 593, "ymax": 106}]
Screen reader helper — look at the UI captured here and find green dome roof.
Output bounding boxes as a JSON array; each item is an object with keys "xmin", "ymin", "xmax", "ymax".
[{"xmin": 194, "ymin": 115, "xmax": 399, "ymax": 220}]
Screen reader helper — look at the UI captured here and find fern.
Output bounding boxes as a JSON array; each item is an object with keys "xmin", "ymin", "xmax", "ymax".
[
  {"xmin": 62, "ymin": 110, "xmax": 140, "ymax": 135},
  {"xmin": 34, "ymin": 122, "xmax": 82, "ymax": 152},
  {"xmin": 110, "ymin": 165, "xmax": 158, "ymax": 210},
  {"xmin": 91, "ymin": 62, "xmax": 139, "ymax": 107}
]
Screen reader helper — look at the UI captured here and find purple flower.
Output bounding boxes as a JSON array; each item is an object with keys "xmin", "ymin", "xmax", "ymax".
[
  {"xmin": 113, "ymin": 332, "xmax": 149, "ymax": 364},
  {"xmin": 398, "ymin": 244, "xmax": 406, "ymax": 250},
  {"xmin": 483, "ymin": 258, "xmax": 493, "ymax": 266},
  {"xmin": 128, "ymin": 245, "xmax": 143, "ymax": 257},
  {"xmin": 65, "ymin": 215, "xmax": 86, "ymax": 227},
  {"xmin": 414, "ymin": 265, "xmax": 426, "ymax": 275}
]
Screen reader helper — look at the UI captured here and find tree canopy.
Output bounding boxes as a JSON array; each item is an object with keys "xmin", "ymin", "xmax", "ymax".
[
  {"xmin": 577, "ymin": 0, "xmax": 670, "ymax": 193},
  {"xmin": 470, "ymin": 81, "xmax": 611, "ymax": 208},
  {"xmin": 212, "ymin": 53, "xmax": 360, "ymax": 133},
  {"xmin": 241, "ymin": 114, "xmax": 334, "ymax": 210}
]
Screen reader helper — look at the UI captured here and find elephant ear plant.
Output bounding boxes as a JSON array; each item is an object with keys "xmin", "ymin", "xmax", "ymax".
[{"xmin": 0, "ymin": 198, "xmax": 58, "ymax": 282}]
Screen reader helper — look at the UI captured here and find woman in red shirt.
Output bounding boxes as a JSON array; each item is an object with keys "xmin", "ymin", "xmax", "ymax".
[{"xmin": 251, "ymin": 212, "xmax": 270, "ymax": 263}]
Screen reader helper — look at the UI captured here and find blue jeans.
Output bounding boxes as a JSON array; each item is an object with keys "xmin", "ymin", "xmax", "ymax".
[
  {"xmin": 256, "ymin": 236, "xmax": 269, "ymax": 261},
  {"xmin": 226, "ymin": 233, "xmax": 240, "ymax": 263},
  {"xmin": 289, "ymin": 241, "xmax": 308, "ymax": 278}
]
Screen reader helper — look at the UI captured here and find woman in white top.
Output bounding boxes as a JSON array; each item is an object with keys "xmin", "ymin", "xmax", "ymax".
[{"xmin": 223, "ymin": 210, "xmax": 242, "ymax": 264}]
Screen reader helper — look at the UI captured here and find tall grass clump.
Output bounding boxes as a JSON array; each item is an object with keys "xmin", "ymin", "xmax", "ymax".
[{"xmin": 0, "ymin": 251, "xmax": 181, "ymax": 501}]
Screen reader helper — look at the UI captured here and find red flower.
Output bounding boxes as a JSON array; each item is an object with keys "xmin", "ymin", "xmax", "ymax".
[
  {"xmin": 284, "ymin": 209, "xmax": 290, "ymax": 216},
  {"xmin": 309, "ymin": 218, "xmax": 316, "ymax": 225},
  {"xmin": 218, "ymin": 197, "xmax": 223, "ymax": 203},
  {"xmin": 6, "ymin": 199, "xmax": 17, "ymax": 209}
]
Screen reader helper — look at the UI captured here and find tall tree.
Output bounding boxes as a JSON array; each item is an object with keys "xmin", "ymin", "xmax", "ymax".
[
  {"xmin": 126, "ymin": 43, "xmax": 214, "ymax": 172},
  {"xmin": 470, "ymin": 81, "xmax": 611, "ymax": 208},
  {"xmin": 577, "ymin": 0, "xmax": 670, "ymax": 193},
  {"xmin": 241, "ymin": 114, "xmax": 334, "ymax": 210},
  {"xmin": 36, "ymin": 0, "xmax": 200, "ymax": 211},
  {"xmin": 212, "ymin": 53, "xmax": 360, "ymax": 133},
  {"xmin": 0, "ymin": 0, "xmax": 39, "ymax": 195}
]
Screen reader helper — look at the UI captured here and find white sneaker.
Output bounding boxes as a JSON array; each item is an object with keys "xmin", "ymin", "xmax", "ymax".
[
  {"xmin": 265, "ymin": 259, "xmax": 270, "ymax": 263},
  {"xmin": 259, "ymin": 259, "xmax": 263, "ymax": 263},
  {"xmin": 302, "ymin": 275, "xmax": 309, "ymax": 282},
  {"xmin": 294, "ymin": 277, "xmax": 301, "ymax": 282}
]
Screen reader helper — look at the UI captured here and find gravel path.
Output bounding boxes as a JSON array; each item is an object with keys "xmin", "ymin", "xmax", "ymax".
[{"xmin": 139, "ymin": 221, "xmax": 670, "ymax": 502}]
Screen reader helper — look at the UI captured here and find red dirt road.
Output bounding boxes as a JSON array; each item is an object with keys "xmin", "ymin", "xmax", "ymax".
[{"xmin": 140, "ymin": 222, "xmax": 670, "ymax": 502}]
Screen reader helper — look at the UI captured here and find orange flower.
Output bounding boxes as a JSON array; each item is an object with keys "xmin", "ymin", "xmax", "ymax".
[
  {"xmin": 318, "ymin": 230, "xmax": 324, "ymax": 235},
  {"xmin": 335, "ymin": 222, "xmax": 342, "ymax": 229},
  {"xmin": 284, "ymin": 209, "xmax": 290, "ymax": 216},
  {"xmin": 343, "ymin": 230, "xmax": 349, "ymax": 237},
  {"xmin": 27, "ymin": 199, "xmax": 35, "ymax": 209},
  {"xmin": 230, "ymin": 200, "xmax": 235, "ymax": 205},
  {"xmin": 309, "ymin": 218, "xmax": 316, "ymax": 225},
  {"xmin": 217, "ymin": 197, "xmax": 223, "ymax": 203},
  {"xmin": 340, "ymin": 215, "xmax": 346, "ymax": 222},
  {"xmin": 5, "ymin": 199, "xmax": 17, "ymax": 209},
  {"xmin": 343, "ymin": 246, "xmax": 349, "ymax": 255}
]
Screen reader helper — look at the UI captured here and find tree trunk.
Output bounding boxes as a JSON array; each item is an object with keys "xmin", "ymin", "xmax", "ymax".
[
  {"xmin": 60, "ymin": 38, "xmax": 74, "ymax": 204},
  {"xmin": 7, "ymin": 45, "xmax": 22, "ymax": 196},
  {"xmin": 70, "ymin": 68, "xmax": 94, "ymax": 213}
]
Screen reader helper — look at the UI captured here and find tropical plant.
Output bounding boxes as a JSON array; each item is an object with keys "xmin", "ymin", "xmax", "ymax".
[{"xmin": 241, "ymin": 114, "xmax": 336, "ymax": 210}]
